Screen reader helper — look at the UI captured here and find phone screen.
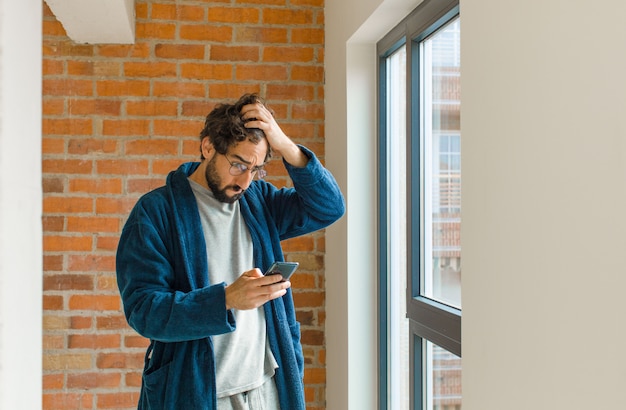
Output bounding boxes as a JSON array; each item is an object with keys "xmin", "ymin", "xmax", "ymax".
[{"xmin": 265, "ymin": 261, "xmax": 299, "ymax": 281}]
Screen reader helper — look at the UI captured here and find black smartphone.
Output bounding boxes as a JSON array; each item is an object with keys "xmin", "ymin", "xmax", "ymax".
[{"xmin": 264, "ymin": 261, "xmax": 299, "ymax": 282}]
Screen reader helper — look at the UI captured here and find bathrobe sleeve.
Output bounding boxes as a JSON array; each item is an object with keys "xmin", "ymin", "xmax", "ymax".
[{"xmin": 116, "ymin": 186, "xmax": 236, "ymax": 343}]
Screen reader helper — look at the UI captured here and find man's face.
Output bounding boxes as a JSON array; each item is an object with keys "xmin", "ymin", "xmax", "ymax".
[{"xmin": 202, "ymin": 138, "xmax": 268, "ymax": 204}]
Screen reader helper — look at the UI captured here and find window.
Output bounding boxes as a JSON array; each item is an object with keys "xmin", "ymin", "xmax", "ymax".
[{"xmin": 378, "ymin": 0, "xmax": 461, "ymax": 409}]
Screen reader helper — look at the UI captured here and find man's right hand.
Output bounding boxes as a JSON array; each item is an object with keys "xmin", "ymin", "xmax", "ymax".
[{"xmin": 224, "ymin": 268, "xmax": 291, "ymax": 310}]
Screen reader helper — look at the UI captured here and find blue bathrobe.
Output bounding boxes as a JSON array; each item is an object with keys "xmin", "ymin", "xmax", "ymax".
[{"xmin": 116, "ymin": 146, "xmax": 345, "ymax": 410}]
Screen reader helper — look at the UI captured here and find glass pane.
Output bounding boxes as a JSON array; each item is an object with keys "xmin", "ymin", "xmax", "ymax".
[
  {"xmin": 425, "ymin": 341, "xmax": 462, "ymax": 410},
  {"xmin": 386, "ymin": 45, "xmax": 410, "ymax": 410},
  {"xmin": 420, "ymin": 17, "xmax": 461, "ymax": 309}
]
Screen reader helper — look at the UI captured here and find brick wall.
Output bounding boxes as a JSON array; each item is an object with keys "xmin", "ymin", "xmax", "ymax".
[{"xmin": 42, "ymin": 0, "xmax": 328, "ymax": 408}]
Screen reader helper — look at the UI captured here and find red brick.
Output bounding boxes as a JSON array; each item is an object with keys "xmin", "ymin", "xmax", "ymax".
[
  {"xmin": 136, "ymin": 22, "xmax": 176, "ymax": 39},
  {"xmin": 281, "ymin": 236, "xmax": 315, "ymax": 252},
  {"xmin": 180, "ymin": 63, "xmax": 233, "ymax": 80},
  {"xmin": 67, "ymin": 60, "xmax": 121, "ymax": 77},
  {"xmin": 236, "ymin": 0, "xmax": 285, "ymax": 4},
  {"xmin": 42, "ymin": 393, "xmax": 94, "ymax": 410},
  {"xmin": 97, "ymin": 315, "xmax": 129, "ymax": 330},
  {"xmin": 208, "ymin": 83, "xmax": 262, "ymax": 100},
  {"xmin": 265, "ymin": 84, "xmax": 315, "ymax": 100},
  {"xmin": 71, "ymin": 316, "xmax": 93, "ymax": 329},
  {"xmin": 43, "ymin": 118, "xmax": 93, "ymax": 136},
  {"xmin": 44, "ymin": 254, "xmax": 65, "ymax": 271},
  {"xmin": 67, "ymin": 372, "xmax": 121, "ymax": 389},
  {"xmin": 292, "ymin": 0, "xmax": 324, "ymax": 5},
  {"xmin": 43, "ymin": 78, "xmax": 93, "ymax": 97},
  {"xmin": 43, "ymin": 59, "xmax": 64, "ymax": 75},
  {"xmin": 236, "ymin": 64, "xmax": 288, "ymax": 81},
  {"xmin": 69, "ymin": 334, "xmax": 121, "ymax": 349},
  {"xmin": 292, "ymin": 65, "xmax": 324, "ymax": 82},
  {"xmin": 155, "ymin": 43, "xmax": 206, "ymax": 60},
  {"xmin": 153, "ymin": 159, "xmax": 189, "ymax": 175},
  {"xmin": 43, "ymin": 373, "xmax": 65, "ymax": 390},
  {"xmin": 68, "ymin": 99, "xmax": 122, "ymax": 116},
  {"xmin": 263, "ymin": 9, "xmax": 313, "ymax": 25},
  {"xmin": 125, "ymin": 335, "xmax": 150, "ymax": 348},
  {"xmin": 178, "ymin": 5, "xmax": 209, "ymax": 22},
  {"xmin": 235, "ymin": 26, "xmax": 288, "ymax": 43},
  {"xmin": 292, "ymin": 28, "xmax": 325, "ymax": 45},
  {"xmin": 124, "ymin": 139, "xmax": 179, "ymax": 156},
  {"xmin": 125, "ymin": 372, "xmax": 143, "ymax": 387},
  {"xmin": 181, "ymin": 100, "xmax": 216, "ymax": 117},
  {"xmin": 66, "ymin": 216, "xmax": 120, "ymax": 233},
  {"xmin": 43, "ymin": 196, "xmax": 93, "ymax": 214},
  {"xmin": 150, "ymin": 3, "xmax": 177, "ymax": 20},
  {"xmin": 293, "ymin": 291, "xmax": 325, "ymax": 308},
  {"xmin": 97, "ymin": 236, "xmax": 121, "ymax": 252},
  {"xmin": 96, "ymin": 80, "xmax": 150, "ymax": 97},
  {"xmin": 127, "ymin": 178, "xmax": 166, "ymax": 194},
  {"xmin": 97, "ymin": 274, "xmax": 119, "ymax": 292},
  {"xmin": 153, "ymin": 81, "xmax": 206, "ymax": 98},
  {"xmin": 70, "ymin": 178, "xmax": 122, "ymax": 194},
  {"xmin": 44, "ymin": 235, "xmax": 93, "ymax": 252},
  {"xmin": 96, "ymin": 197, "xmax": 140, "ymax": 215},
  {"xmin": 43, "ymin": 216, "xmax": 65, "ymax": 232},
  {"xmin": 126, "ymin": 100, "xmax": 179, "ymax": 116},
  {"xmin": 43, "ymin": 98, "xmax": 66, "ymax": 115},
  {"xmin": 69, "ymin": 295, "xmax": 120, "ymax": 311},
  {"xmin": 292, "ymin": 103, "xmax": 324, "ymax": 121},
  {"xmin": 124, "ymin": 61, "xmax": 177, "ymax": 78},
  {"xmin": 42, "ymin": 138, "xmax": 65, "ymax": 154},
  {"xmin": 210, "ymin": 45, "xmax": 260, "ymax": 62},
  {"xmin": 208, "ymin": 7, "xmax": 260, "ymax": 24},
  {"xmin": 44, "ymin": 274, "xmax": 94, "ymax": 291},
  {"xmin": 304, "ymin": 366, "xmax": 326, "ymax": 384},
  {"xmin": 43, "ymin": 40, "xmax": 94, "ymax": 58},
  {"xmin": 96, "ymin": 352, "xmax": 144, "ymax": 369},
  {"xmin": 96, "ymin": 235, "xmax": 121, "ymax": 251},
  {"xmin": 153, "ymin": 119, "xmax": 200, "ymax": 137},
  {"xmin": 180, "ymin": 24, "xmax": 233, "ymax": 42},
  {"xmin": 102, "ymin": 119, "xmax": 151, "ymax": 136},
  {"xmin": 68, "ymin": 254, "xmax": 116, "ymax": 272},
  {"xmin": 97, "ymin": 392, "xmax": 140, "ymax": 409},
  {"xmin": 96, "ymin": 159, "xmax": 150, "ymax": 175},
  {"xmin": 43, "ymin": 19, "xmax": 67, "ymax": 37},
  {"xmin": 43, "ymin": 295, "xmax": 64, "ymax": 310},
  {"xmin": 263, "ymin": 46, "xmax": 315, "ymax": 63}
]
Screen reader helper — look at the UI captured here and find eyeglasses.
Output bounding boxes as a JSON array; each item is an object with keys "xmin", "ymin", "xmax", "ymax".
[{"xmin": 220, "ymin": 153, "xmax": 267, "ymax": 180}]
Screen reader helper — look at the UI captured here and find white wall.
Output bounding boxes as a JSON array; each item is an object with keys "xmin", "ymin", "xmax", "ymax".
[
  {"xmin": 325, "ymin": 0, "xmax": 626, "ymax": 409},
  {"xmin": 325, "ymin": 1, "xmax": 423, "ymax": 409},
  {"xmin": 0, "ymin": 0, "xmax": 43, "ymax": 409},
  {"xmin": 461, "ymin": 1, "xmax": 626, "ymax": 409}
]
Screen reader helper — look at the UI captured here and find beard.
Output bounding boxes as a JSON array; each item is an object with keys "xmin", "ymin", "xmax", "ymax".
[{"xmin": 204, "ymin": 156, "xmax": 245, "ymax": 204}]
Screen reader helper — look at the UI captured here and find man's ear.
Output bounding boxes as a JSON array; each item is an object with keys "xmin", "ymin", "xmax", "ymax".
[{"xmin": 200, "ymin": 137, "xmax": 216, "ymax": 160}]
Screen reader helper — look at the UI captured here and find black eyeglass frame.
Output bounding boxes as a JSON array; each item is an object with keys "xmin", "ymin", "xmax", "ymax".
[{"xmin": 220, "ymin": 153, "xmax": 268, "ymax": 180}]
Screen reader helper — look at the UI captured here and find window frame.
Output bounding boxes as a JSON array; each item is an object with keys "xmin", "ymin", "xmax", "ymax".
[{"xmin": 377, "ymin": 0, "xmax": 461, "ymax": 408}]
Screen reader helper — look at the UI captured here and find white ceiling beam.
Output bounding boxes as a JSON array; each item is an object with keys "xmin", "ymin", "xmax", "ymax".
[{"xmin": 44, "ymin": 0, "xmax": 135, "ymax": 44}]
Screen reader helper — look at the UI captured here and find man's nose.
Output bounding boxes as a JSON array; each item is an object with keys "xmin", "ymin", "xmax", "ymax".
[{"xmin": 235, "ymin": 170, "xmax": 255, "ymax": 187}]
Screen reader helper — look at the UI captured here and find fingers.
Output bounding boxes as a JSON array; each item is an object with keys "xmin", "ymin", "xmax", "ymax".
[
  {"xmin": 241, "ymin": 102, "xmax": 272, "ymax": 123},
  {"xmin": 243, "ymin": 268, "xmax": 264, "ymax": 278},
  {"xmin": 225, "ymin": 270, "xmax": 291, "ymax": 311}
]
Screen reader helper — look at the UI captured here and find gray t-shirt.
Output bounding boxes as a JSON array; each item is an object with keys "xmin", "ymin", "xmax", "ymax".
[{"xmin": 189, "ymin": 179, "xmax": 278, "ymax": 398}]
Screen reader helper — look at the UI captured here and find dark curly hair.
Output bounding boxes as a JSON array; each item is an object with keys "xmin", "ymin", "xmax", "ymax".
[{"xmin": 199, "ymin": 93, "xmax": 273, "ymax": 161}]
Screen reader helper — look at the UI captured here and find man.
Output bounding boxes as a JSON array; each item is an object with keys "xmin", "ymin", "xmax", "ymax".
[{"xmin": 116, "ymin": 93, "xmax": 345, "ymax": 409}]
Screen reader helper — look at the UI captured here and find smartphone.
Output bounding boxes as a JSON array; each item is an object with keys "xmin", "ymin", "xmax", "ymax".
[{"xmin": 264, "ymin": 261, "xmax": 299, "ymax": 282}]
